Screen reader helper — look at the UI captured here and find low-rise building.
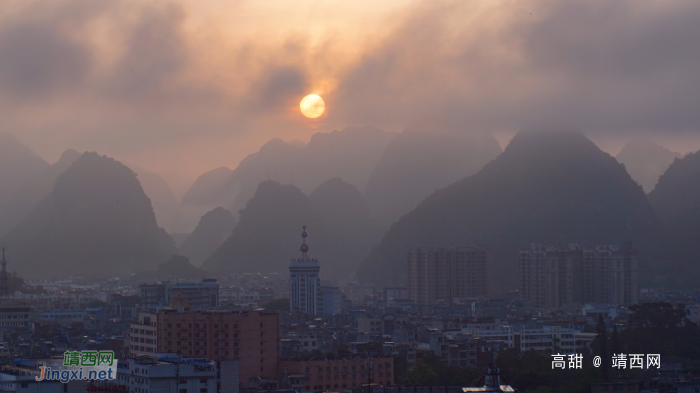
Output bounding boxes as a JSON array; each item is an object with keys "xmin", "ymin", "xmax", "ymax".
[
  {"xmin": 116, "ymin": 357, "xmax": 239, "ymax": 393},
  {"xmin": 128, "ymin": 309, "xmax": 278, "ymax": 386},
  {"xmin": 279, "ymin": 357, "xmax": 395, "ymax": 393}
]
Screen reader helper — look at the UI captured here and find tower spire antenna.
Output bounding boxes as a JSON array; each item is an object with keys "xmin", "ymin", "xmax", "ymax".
[
  {"xmin": 0, "ymin": 247, "xmax": 9, "ymax": 301},
  {"xmin": 300, "ymin": 225, "xmax": 309, "ymax": 261}
]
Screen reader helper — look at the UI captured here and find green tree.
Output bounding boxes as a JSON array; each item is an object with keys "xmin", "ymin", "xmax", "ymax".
[
  {"xmin": 610, "ymin": 326, "xmax": 621, "ymax": 355},
  {"xmin": 87, "ymin": 300, "xmax": 109, "ymax": 308},
  {"xmin": 261, "ymin": 298, "xmax": 290, "ymax": 312},
  {"xmin": 595, "ymin": 315, "xmax": 609, "ymax": 381}
]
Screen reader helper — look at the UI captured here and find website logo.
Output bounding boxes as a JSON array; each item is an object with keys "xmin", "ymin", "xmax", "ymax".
[{"xmin": 35, "ymin": 351, "xmax": 118, "ymax": 383}]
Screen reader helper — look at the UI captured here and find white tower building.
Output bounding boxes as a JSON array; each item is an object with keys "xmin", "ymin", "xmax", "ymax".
[{"xmin": 289, "ymin": 226, "xmax": 323, "ymax": 315}]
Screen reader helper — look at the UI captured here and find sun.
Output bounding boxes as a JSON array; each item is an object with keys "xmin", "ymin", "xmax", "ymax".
[{"xmin": 300, "ymin": 94, "xmax": 325, "ymax": 118}]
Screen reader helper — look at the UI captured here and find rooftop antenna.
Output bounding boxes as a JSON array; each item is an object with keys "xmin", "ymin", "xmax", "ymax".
[
  {"xmin": 299, "ymin": 225, "xmax": 309, "ymax": 261},
  {"xmin": 0, "ymin": 248, "xmax": 9, "ymax": 301}
]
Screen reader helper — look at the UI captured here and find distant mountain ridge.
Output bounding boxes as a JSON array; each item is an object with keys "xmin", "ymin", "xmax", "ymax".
[
  {"xmin": 202, "ymin": 180, "xmax": 359, "ymax": 279},
  {"xmin": 616, "ymin": 138, "xmax": 680, "ymax": 193},
  {"xmin": 363, "ymin": 126, "xmax": 503, "ymax": 228},
  {"xmin": 648, "ymin": 150, "xmax": 700, "ymax": 286},
  {"xmin": 179, "ymin": 207, "xmax": 236, "ymax": 266},
  {"xmin": 181, "ymin": 126, "xmax": 397, "ymax": 218},
  {"xmin": 0, "ymin": 134, "xmax": 50, "ymax": 214},
  {"xmin": 357, "ymin": 129, "xmax": 664, "ymax": 289},
  {"xmin": 0, "ymin": 149, "xmax": 81, "ymax": 237},
  {"xmin": 309, "ymin": 178, "xmax": 382, "ymax": 256},
  {"xmin": 2, "ymin": 152, "xmax": 177, "ymax": 278}
]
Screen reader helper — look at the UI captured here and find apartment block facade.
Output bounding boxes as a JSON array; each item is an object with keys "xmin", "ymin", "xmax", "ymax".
[
  {"xmin": 279, "ymin": 357, "xmax": 394, "ymax": 393},
  {"xmin": 129, "ymin": 310, "xmax": 279, "ymax": 385},
  {"xmin": 408, "ymin": 246, "xmax": 489, "ymax": 306},
  {"xmin": 139, "ymin": 279, "xmax": 220, "ymax": 310},
  {"xmin": 519, "ymin": 243, "xmax": 638, "ymax": 307}
]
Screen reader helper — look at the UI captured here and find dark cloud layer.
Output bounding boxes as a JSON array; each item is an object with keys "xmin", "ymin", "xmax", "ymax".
[
  {"xmin": 0, "ymin": 0, "xmax": 698, "ymax": 192},
  {"xmin": 0, "ymin": 13, "xmax": 92, "ymax": 99},
  {"xmin": 334, "ymin": 0, "xmax": 700, "ymax": 134}
]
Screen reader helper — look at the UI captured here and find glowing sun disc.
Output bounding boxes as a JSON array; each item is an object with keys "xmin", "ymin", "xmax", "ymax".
[{"xmin": 300, "ymin": 94, "xmax": 325, "ymax": 118}]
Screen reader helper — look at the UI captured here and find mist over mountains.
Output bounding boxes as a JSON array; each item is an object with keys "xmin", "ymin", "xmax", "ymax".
[
  {"xmin": 2, "ymin": 152, "xmax": 177, "ymax": 278},
  {"xmin": 179, "ymin": 207, "xmax": 236, "ymax": 266},
  {"xmin": 0, "ymin": 127, "xmax": 699, "ymax": 289},
  {"xmin": 617, "ymin": 138, "xmax": 681, "ymax": 193},
  {"xmin": 180, "ymin": 126, "xmax": 396, "ymax": 218},
  {"xmin": 648, "ymin": 151, "xmax": 700, "ymax": 284},
  {"xmin": 309, "ymin": 178, "xmax": 382, "ymax": 257},
  {"xmin": 357, "ymin": 129, "xmax": 664, "ymax": 289},
  {"xmin": 364, "ymin": 126, "xmax": 503, "ymax": 227},
  {"xmin": 202, "ymin": 180, "xmax": 359, "ymax": 279},
  {"xmin": 0, "ymin": 148, "xmax": 81, "ymax": 237},
  {"xmin": 0, "ymin": 134, "xmax": 50, "ymax": 214}
]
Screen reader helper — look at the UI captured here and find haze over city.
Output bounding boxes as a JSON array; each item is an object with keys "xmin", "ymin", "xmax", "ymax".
[{"xmin": 0, "ymin": 2, "xmax": 699, "ymax": 392}]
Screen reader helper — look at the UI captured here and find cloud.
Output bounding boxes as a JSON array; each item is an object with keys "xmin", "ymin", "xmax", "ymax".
[
  {"xmin": 0, "ymin": 0, "xmax": 699, "ymax": 193},
  {"xmin": 0, "ymin": 7, "xmax": 93, "ymax": 99},
  {"xmin": 332, "ymin": 0, "xmax": 700, "ymax": 134},
  {"xmin": 106, "ymin": 4, "xmax": 188, "ymax": 101}
]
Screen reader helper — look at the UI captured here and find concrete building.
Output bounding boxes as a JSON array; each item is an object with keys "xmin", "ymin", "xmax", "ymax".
[
  {"xmin": 128, "ymin": 309, "xmax": 278, "ymax": 386},
  {"xmin": 519, "ymin": 244, "xmax": 584, "ymax": 308},
  {"xmin": 289, "ymin": 226, "xmax": 323, "ymax": 316},
  {"xmin": 465, "ymin": 324, "xmax": 593, "ymax": 354},
  {"xmin": 408, "ymin": 246, "xmax": 489, "ymax": 306},
  {"xmin": 582, "ymin": 245, "xmax": 639, "ymax": 306},
  {"xmin": 383, "ymin": 288, "xmax": 409, "ymax": 301},
  {"xmin": 279, "ymin": 357, "xmax": 394, "ymax": 393},
  {"xmin": 129, "ymin": 312, "xmax": 158, "ymax": 357},
  {"xmin": 0, "ymin": 306, "xmax": 31, "ymax": 329},
  {"xmin": 139, "ymin": 279, "xmax": 220, "ymax": 311},
  {"xmin": 519, "ymin": 243, "xmax": 639, "ymax": 307},
  {"xmin": 0, "ymin": 364, "xmax": 62, "ymax": 393},
  {"xmin": 322, "ymin": 286, "xmax": 342, "ymax": 316},
  {"xmin": 116, "ymin": 357, "xmax": 240, "ymax": 393}
]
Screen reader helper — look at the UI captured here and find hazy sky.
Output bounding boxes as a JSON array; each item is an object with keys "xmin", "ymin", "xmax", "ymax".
[{"xmin": 1, "ymin": 0, "xmax": 699, "ymax": 196}]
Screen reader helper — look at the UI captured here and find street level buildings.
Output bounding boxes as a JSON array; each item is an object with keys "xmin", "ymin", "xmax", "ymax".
[
  {"xmin": 139, "ymin": 279, "xmax": 220, "ymax": 310},
  {"xmin": 279, "ymin": 357, "xmax": 394, "ymax": 393}
]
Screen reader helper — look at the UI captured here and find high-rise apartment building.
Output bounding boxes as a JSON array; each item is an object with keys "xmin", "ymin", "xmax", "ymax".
[
  {"xmin": 519, "ymin": 243, "xmax": 638, "ymax": 307},
  {"xmin": 408, "ymin": 246, "xmax": 489, "ymax": 306},
  {"xmin": 582, "ymin": 245, "xmax": 639, "ymax": 306},
  {"xmin": 289, "ymin": 226, "xmax": 323, "ymax": 315},
  {"xmin": 519, "ymin": 244, "xmax": 584, "ymax": 308}
]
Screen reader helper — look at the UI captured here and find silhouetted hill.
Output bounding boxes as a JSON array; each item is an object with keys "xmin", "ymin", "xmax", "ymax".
[
  {"xmin": 2, "ymin": 152, "xmax": 177, "ymax": 278},
  {"xmin": 309, "ymin": 178, "xmax": 382, "ymax": 256},
  {"xmin": 357, "ymin": 129, "xmax": 663, "ymax": 289},
  {"xmin": 617, "ymin": 138, "xmax": 680, "ymax": 193},
  {"xmin": 179, "ymin": 207, "xmax": 236, "ymax": 266},
  {"xmin": 176, "ymin": 167, "xmax": 236, "ymax": 233},
  {"xmin": 648, "ymin": 150, "xmax": 700, "ymax": 285},
  {"xmin": 132, "ymin": 166, "xmax": 180, "ymax": 233},
  {"xmin": 363, "ymin": 126, "xmax": 503, "ymax": 228},
  {"xmin": 155, "ymin": 255, "xmax": 208, "ymax": 279},
  {"xmin": 0, "ymin": 134, "xmax": 50, "ymax": 212},
  {"xmin": 202, "ymin": 181, "xmax": 358, "ymax": 279},
  {"xmin": 0, "ymin": 149, "xmax": 81, "ymax": 236},
  {"xmin": 181, "ymin": 167, "xmax": 234, "ymax": 206},
  {"xmin": 187, "ymin": 126, "xmax": 396, "ymax": 217}
]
